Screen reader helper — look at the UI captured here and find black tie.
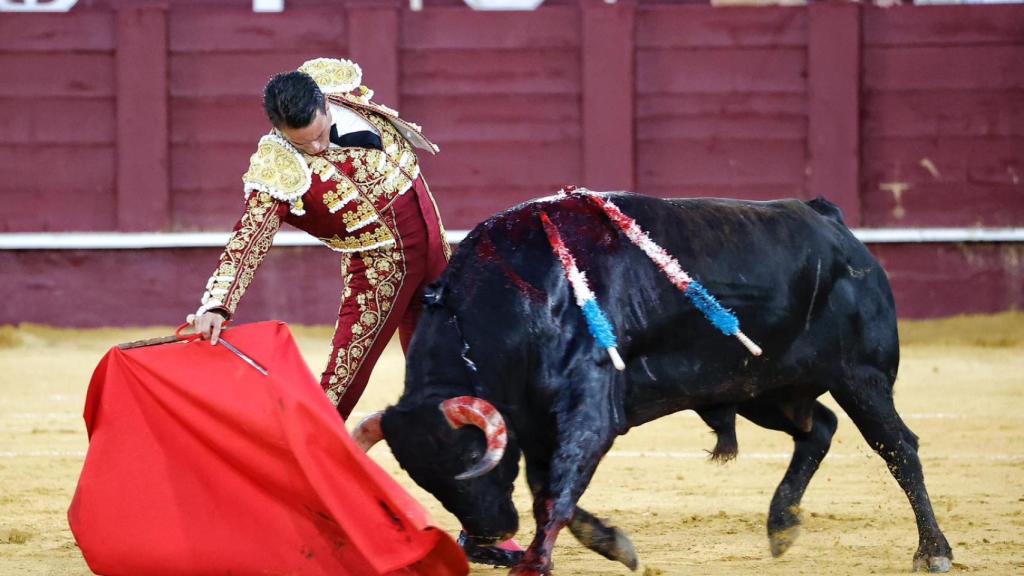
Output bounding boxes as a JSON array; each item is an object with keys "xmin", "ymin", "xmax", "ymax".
[{"xmin": 330, "ymin": 125, "xmax": 383, "ymax": 150}]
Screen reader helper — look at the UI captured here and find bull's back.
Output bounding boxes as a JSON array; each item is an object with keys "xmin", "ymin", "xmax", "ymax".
[
  {"xmin": 607, "ymin": 193, "xmax": 898, "ymax": 419},
  {"xmin": 444, "ymin": 192, "xmax": 898, "ymax": 420}
]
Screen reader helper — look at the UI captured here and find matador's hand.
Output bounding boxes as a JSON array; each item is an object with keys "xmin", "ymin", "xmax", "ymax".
[{"xmin": 193, "ymin": 311, "xmax": 226, "ymax": 345}]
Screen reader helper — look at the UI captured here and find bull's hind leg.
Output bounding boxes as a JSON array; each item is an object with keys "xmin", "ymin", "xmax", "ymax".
[
  {"xmin": 739, "ymin": 399, "xmax": 838, "ymax": 557},
  {"xmin": 568, "ymin": 506, "xmax": 639, "ymax": 570},
  {"xmin": 831, "ymin": 369, "xmax": 953, "ymax": 573}
]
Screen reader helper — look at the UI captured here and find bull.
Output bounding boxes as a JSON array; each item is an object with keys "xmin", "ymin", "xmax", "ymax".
[{"xmin": 355, "ymin": 191, "xmax": 953, "ymax": 575}]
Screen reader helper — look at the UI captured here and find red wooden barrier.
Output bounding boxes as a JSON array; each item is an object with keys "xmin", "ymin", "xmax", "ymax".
[{"xmin": 0, "ymin": 1, "xmax": 1021, "ymax": 324}]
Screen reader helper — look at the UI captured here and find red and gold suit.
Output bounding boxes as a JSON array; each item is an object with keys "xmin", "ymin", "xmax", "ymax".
[{"xmin": 194, "ymin": 61, "xmax": 451, "ymax": 419}]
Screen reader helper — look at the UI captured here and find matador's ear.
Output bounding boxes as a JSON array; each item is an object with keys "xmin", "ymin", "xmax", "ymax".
[{"xmin": 423, "ymin": 282, "xmax": 447, "ymax": 308}]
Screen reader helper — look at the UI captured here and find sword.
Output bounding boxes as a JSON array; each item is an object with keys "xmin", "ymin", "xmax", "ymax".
[{"xmin": 218, "ymin": 337, "xmax": 269, "ymax": 376}]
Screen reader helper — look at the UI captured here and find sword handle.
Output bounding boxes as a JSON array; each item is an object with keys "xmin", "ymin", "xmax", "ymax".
[
  {"xmin": 116, "ymin": 323, "xmax": 205, "ymax": 350},
  {"xmin": 117, "ymin": 334, "xmax": 186, "ymax": 350}
]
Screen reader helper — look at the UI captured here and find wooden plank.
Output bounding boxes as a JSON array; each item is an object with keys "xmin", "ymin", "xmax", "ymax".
[
  {"xmin": 0, "ymin": 189, "xmax": 116, "ymax": 232},
  {"xmin": 0, "ymin": 12, "xmax": 115, "ymax": 52},
  {"xmin": 171, "ymin": 143, "xmax": 253, "ymax": 192},
  {"xmin": 418, "ymin": 141, "xmax": 581, "ymax": 188},
  {"xmin": 862, "ymin": 181, "xmax": 1023, "ymax": 228},
  {"xmin": 171, "ymin": 186, "xmax": 248, "ymax": 231},
  {"xmin": 401, "ymin": 49, "xmax": 580, "ymax": 96},
  {"xmin": 638, "ymin": 93, "xmax": 806, "ymax": 117},
  {"xmin": 636, "ymin": 47, "xmax": 806, "ymax": 95},
  {"xmin": 0, "ymin": 145, "xmax": 115, "ymax": 231},
  {"xmin": 0, "ymin": 247, "xmax": 344, "ymax": 326},
  {"xmin": 169, "ymin": 8, "xmax": 347, "ymax": 53},
  {"xmin": 0, "ymin": 98, "xmax": 114, "ymax": 144},
  {"xmin": 872, "ymin": 244, "xmax": 1023, "ymax": 319},
  {"xmin": 0, "ymin": 54, "xmax": 113, "ymax": 98},
  {"xmin": 862, "ymin": 136, "xmax": 1024, "ymax": 226},
  {"xmin": 863, "ymin": 136, "xmax": 1024, "ymax": 187},
  {"xmin": 401, "ymin": 95, "xmax": 580, "ymax": 142},
  {"xmin": 170, "ymin": 98, "xmax": 271, "ymax": 144},
  {"xmin": 117, "ymin": 6, "xmax": 169, "ymax": 232},
  {"xmin": 807, "ymin": 3, "xmax": 861, "ymax": 225},
  {"xmin": 169, "ymin": 52, "xmax": 325, "ymax": 98},
  {"xmin": 401, "ymin": 7, "xmax": 580, "ymax": 50},
  {"xmin": 864, "ymin": 46, "xmax": 1024, "ymax": 91},
  {"xmin": 637, "ymin": 113, "xmax": 805, "ymax": 141},
  {"xmin": 582, "ymin": 0, "xmax": 634, "ymax": 191},
  {"xmin": 636, "ymin": 140, "xmax": 806, "ymax": 188},
  {"xmin": 636, "ymin": 5, "xmax": 806, "ymax": 49},
  {"xmin": 863, "ymin": 90, "xmax": 1024, "ymax": 139},
  {"xmin": 864, "ymin": 5, "xmax": 1024, "ymax": 48},
  {"xmin": 349, "ymin": 5, "xmax": 400, "ymax": 108},
  {"xmin": 0, "ymin": 145, "xmax": 114, "ymax": 192}
]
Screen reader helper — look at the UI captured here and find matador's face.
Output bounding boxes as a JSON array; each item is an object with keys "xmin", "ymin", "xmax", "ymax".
[{"xmin": 279, "ymin": 107, "xmax": 332, "ymax": 156}]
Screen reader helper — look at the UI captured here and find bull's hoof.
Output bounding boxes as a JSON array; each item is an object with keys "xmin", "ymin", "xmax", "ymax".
[
  {"xmin": 768, "ymin": 524, "xmax": 800, "ymax": 558},
  {"xmin": 767, "ymin": 505, "xmax": 803, "ymax": 557},
  {"xmin": 569, "ymin": 509, "xmax": 639, "ymax": 570},
  {"xmin": 458, "ymin": 531, "xmax": 524, "ymax": 567},
  {"xmin": 913, "ymin": 555, "xmax": 952, "ymax": 573}
]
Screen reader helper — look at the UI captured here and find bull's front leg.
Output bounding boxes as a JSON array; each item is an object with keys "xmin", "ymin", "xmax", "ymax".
[{"xmin": 512, "ymin": 416, "xmax": 615, "ymax": 575}]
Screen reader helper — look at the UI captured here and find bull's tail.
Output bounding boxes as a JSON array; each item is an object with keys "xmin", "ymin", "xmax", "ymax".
[{"xmin": 805, "ymin": 197, "xmax": 846, "ymax": 226}]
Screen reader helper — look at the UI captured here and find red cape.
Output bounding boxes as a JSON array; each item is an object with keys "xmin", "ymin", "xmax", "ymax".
[{"xmin": 68, "ymin": 321, "xmax": 467, "ymax": 576}]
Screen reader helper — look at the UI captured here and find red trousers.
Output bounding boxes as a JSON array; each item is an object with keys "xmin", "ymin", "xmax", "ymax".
[{"xmin": 320, "ymin": 178, "xmax": 449, "ymax": 418}]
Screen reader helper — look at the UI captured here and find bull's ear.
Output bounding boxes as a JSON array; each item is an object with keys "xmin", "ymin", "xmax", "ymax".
[{"xmin": 423, "ymin": 282, "xmax": 447, "ymax": 308}]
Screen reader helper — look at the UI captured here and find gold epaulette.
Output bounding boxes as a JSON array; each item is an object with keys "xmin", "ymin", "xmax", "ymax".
[
  {"xmin": 299, "ymin": 57, "xmax": 362, "ymax": 95},
  {"xmin": 242, "ymin": 134, "xmax": 312, "ymax": 215}
]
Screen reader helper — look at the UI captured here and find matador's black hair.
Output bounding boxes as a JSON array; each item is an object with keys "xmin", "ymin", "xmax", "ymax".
[{"xmin": 262, "ymin": 71, "xmax": 326, "ymax": 129}]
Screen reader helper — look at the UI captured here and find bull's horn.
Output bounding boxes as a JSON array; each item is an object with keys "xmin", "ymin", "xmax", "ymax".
[
  {"xmin": 352, "ymin": 411, "xmax": 385, "ymax": 452},
  {"xmin": 439, "ymin": 396, "xmax": 508, "ymax": 480}
]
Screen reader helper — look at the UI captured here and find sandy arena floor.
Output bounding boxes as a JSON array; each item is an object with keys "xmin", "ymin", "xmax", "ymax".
[{"xmin": 0, "ymin": 314, "xmax": 1022, "ymax": 575}]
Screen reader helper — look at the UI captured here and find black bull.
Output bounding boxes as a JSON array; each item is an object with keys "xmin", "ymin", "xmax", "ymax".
[{"xmin": 356, "ymin": 192, "xmax": 953, "ymax": 575}]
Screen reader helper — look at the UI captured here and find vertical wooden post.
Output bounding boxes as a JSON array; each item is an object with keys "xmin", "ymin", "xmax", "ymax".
[
  {"xmin": 116, "ymin": 5, "xmax": 169, "ymax": 231},
  {"xmin": 348, "ymin": 1, "xmax": 401, "ymax": 109},
  {"xmin": 807, "ymin": 3, "xmax": 861, "ymax": 225},
  {"xmin": 581, "ymin": 0, "xmax": 635, "ymax": 192}
]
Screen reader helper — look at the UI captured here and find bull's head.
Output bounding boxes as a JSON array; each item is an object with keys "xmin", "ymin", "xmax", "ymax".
[{"xmin": 354, "ymin": 396, "xmax": 520, "ymax": 542}]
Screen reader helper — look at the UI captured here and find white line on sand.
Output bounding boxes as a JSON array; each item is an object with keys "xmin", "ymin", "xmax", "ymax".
[
  {"xmin": 2, "ymin": 450, "xmax": 1022, "ymax": 462},
  {"xmin": 608, "ymin": 451, "xmax": 1024, "ymax": 462}
]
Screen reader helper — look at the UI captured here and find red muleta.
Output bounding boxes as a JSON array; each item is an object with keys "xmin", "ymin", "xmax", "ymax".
[{"xmin": 68, "ymin": 320, "xmax": 466, "ymax": 576}]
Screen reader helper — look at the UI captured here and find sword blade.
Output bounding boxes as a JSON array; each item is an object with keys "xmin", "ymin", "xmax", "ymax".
[{"xmin": 218, "ymin": 337, "xmax": 269, "ymax": 376}]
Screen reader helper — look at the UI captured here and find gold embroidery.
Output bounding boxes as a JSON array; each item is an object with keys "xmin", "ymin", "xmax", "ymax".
[
  {"xmin": 242, "ymin": 135, "xmax": 311, "ymax": 204},
  {"xmin": 314, "ymin": 114, "xmax": 419, "ymax": 210},
  {"xmin": 342, "ymin": 199, "xmax": 378, "ymax": 231},
  {"xmin": 322, "ymin": 177, "xmax": 359, "ymax": 213},
  {"xmin": 299, "ymin": 58, "xmax": 362, "ymax": 94},
  {"xmin": 320, "ymin": 226, "xmax": 395, "ymax": 253},
  {"xmin": 324, "ymin": 247, "xmax": 406, "ymax": 405},
  {"xmin": 202, "ymin": 194, "xmax": 282, "ymax": 315},
  {"xmin": 309, "ymin": 156, "xmax": 336, "ymax": 182}
]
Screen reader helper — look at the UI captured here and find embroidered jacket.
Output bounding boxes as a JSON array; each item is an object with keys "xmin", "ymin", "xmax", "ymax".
[{"xmin": 194, "ymin": 89, "xmax": 440, "ymax": 320}]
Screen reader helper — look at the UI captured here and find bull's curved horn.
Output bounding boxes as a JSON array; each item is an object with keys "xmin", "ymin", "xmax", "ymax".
[
  {"xmin": 439, "ymin": 396, "xmax": 508, "ymax": 480},
  {"xmin": 352, "ymin": 411, "xmax": 385, "ymax": 452}
]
